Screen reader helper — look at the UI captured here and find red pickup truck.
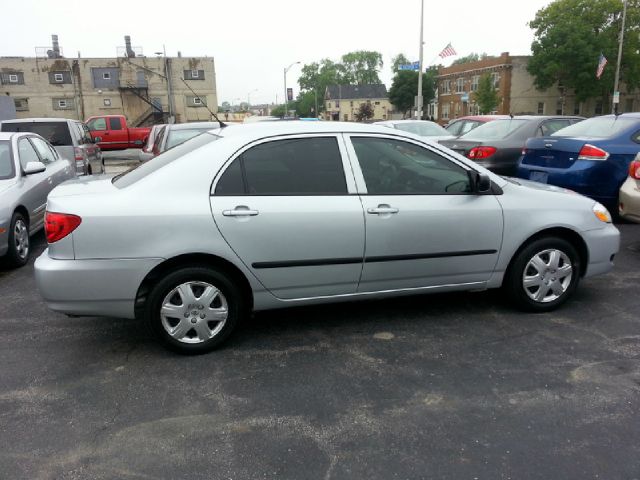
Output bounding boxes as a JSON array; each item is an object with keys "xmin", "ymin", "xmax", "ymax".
[{"xmin": 85, "ymin": 115, "xmax": 151, "ymax": 150}]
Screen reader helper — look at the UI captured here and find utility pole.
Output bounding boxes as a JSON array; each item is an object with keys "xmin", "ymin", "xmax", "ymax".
[
  {"xmin": 416, "ymin": 0, "xmax": 424, "ymax": 120},
  {"xmin": 613, "ymin": 0, "xmax": 627, "ymax": 114}
]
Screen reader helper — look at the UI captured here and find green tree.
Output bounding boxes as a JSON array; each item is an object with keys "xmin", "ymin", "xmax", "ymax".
[
  {"xmin": 452, "ymin": 53, "xmax": 488, "ymax": 65},
  {"xmin": 295, "ymin": 90, "xmax": 318, "ymax": 117},
  {"xmin": 341, "ymin": 50, "xmax": 383, "ymax": 84},
  {"xmin": 298, "ymin": 59, "xmax": 346, "ymax": 113},
  {"xmin": 527, "ymin": 0, "xmax": 640, "ymax": 105},
  {"xmin": 473, "ymin": 73, "xmax": 501, "ymax": 113},
  {"xmin": 388, "ymin": 67, "xmax": 436, "ymax": 118},
  {"xmin": 270, "ymin": 104, "xmax": 286, "ymax": 117},
  {"xmin": 391, "ymin": 53, "xmax": 411, "ymax": 73},
  {"xmin": 354, "ymin": 102, "xmax": 375, "ymax": 122}
]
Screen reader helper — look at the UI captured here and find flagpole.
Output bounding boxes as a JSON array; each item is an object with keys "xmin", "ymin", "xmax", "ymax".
[
  {"xmin": 416, "ymin": 0, "xmax": 424, "ymax": 120},
  {"xmin": 613, "ymin": 0, "xmax": 627, "ymax": 114}
]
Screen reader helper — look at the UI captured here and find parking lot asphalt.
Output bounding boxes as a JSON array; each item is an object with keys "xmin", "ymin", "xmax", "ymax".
[{"xmin": 0, "ymin": 225, "xmax": 639, "ymax": 479}]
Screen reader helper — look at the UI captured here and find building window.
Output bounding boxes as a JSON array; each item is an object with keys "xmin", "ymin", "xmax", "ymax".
[
  {"xmin": 375, "ymin": 101, "xmax": 380, "ymax": 105},
  {"xmin": 441, "ymin": 80, "xmax": 450, "ymax": 94},
  {"xmin": 54, "ymin": 73, "xmax": 64, "ymax": 82},
  {"xmin": 194, "ymin": 97, "xmax": 202, "ymax": 105},
  {"xmin": 191, "ymin": 69, "xmax": 199, "ymax": 79},
  {"xmin": 327, "ymin": 102, "xmax": 332, "ymax": 109},
  {"xmin": 595, "ymin": 100, "xmax": 603, "ymax": 115},
  {"xmin": 455, "ymin": 102, "xmax": 461, "ymax": 115},
  {"xmin": 441, "ymin": 103, "xmax": 450, "ymax": 120},
  {"xmin": 9, "ymin": 74, "xmax": 18, "ymax": 83},
  {"xmin": 103, "ymin": 98, "xmax": 112, "ymax": 107},
  {"xmin": 103, "ymin": 72, "xmax": 111, "ymax": 80},
  {"xmin": 350, "ymin": 101, "xmax": 353, "ymax": 107},
  {"xmin": 335, "ymin": 100, "xmax": 340, "ymax": 108},
  {"xmin": 491, "ymin": 72, "xmax": 500, "ymax": 89},
  {"xmin": 53, "ymin": 98, "xmax": 74, "ymax": 110},
  {"xmin": 14, "ymin": 98, "xmax": 29, "ymax": 111},
  {"xmin": 537, "ymin": 102, "xmax": 545, "ymax": 115},
  {"xmin": 456, "ymin": 77, "xmax": 464, "ymax": 93},
  {"xmin": 556, "ymin": 100, "xmax": 563, "ymax": 115},
  {"xmin": 343, "ymin": 113, "xmax": 348, "ymax": 121},
  {"xmin": 574, "ymin": 102, "xmax": 581, "ymax": 115},
  {"xmin": 471, "ymin": 75, "xmax": 479, "ymax": 92},
  {"xmin": 187, "ymin": 95, "xmax": 206, "ymax": 107},
  {"xmin": 58, "ymin": 100, "xmax": 67, "ymax": 108}
]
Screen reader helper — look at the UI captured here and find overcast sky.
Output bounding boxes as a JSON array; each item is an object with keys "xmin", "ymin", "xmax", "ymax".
[{"xmin": 3, "ymin": 0, "xmax": 552, "ymax": 106}]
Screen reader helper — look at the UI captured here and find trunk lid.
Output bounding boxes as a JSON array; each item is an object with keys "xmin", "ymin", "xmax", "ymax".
[
  {"xmin": 48, "ymin": 174, "xmax": 117, "ymax": 198},
  {"xmin": 521, "ymin": 137, "xmax": 596, "ymax": 169},
  {"xmin": 439, "ymin": 139, "xmax": 485, "ymax": 157}
]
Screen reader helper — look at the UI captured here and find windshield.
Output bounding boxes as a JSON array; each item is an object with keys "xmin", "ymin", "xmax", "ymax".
[
  {"xmin": 461, "ymin": 119, "xmax": 528, "ymax": 141},
  {"xmin": 551, "ymin": 116, "xmax": 638, "ymax": 138},
  {"xmin": 0, "ymin": 141, "xmax": 14, "ymax": 180},
  {"xmin": 393, "ymin": 122, "xmax": 449, "ymax": 137},
  {"xmin": 166, "ymin": 128, "xmax": 213, "ymax": 149},
  {"xmin": 1, "ymin": 122, "xmax": 72, "ymax": 146},
  {"xmin": 113, "ymin": 132, "xmax": 219, "ymax": 188}
]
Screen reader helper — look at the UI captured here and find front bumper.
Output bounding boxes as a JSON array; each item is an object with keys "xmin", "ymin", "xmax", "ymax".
[
  {"xmin": 35, "ymin": 249, "xmax": 163, "ymax": 319},
  {"xmin": 582, "ymin": 224, "xmax": 620, "ymax": 278}
]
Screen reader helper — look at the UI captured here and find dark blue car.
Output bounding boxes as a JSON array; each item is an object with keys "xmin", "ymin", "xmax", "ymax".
[{"xmin": 517, "ymin": 114, "xmax": 640, "ymax": 211}]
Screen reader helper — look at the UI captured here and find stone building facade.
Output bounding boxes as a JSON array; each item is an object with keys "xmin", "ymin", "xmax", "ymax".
[
  {"xmin": 324, "ymin": 84, "xmax": 392, "ymax": 122},
  {"xmin": 0, "ymin": 54, "xmax": 217, "ymax": 125}
]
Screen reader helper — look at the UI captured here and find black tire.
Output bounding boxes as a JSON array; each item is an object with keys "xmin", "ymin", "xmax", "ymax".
[
  {"xmin": 5, "ymin": 212, "xmax": 30, "ymax": 268},
  {"xmin": 144, "ymin": 266, "xmax": 244, "ymax": 354},
  {"xmin": 503, "ymin": 236, "xmax": 580, "ymax": 312}
]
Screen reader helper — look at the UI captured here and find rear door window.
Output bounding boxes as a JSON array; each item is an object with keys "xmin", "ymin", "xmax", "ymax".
[
  {"xmin": 2, "ymin": 122, "xmax": 72, "ymax": 147},
  {"xmin": 109, "ymin": 117, "xmax": 123, "ymax": 130},
  {"xmin": 214, "ymin": 137, "xmax": 347, "ymax": 195}
]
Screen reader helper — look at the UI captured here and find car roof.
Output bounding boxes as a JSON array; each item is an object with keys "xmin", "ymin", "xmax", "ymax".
[
  {"xmin": 450, "ymin": 115, "xmax": 511, "ymax": 122},
  {"xmin": 1, "ymin": 117, "xmax": 73, "ymax": 124},
  {"xmin": 167, "ymin": 122, "xmax": 221, "ymax": 131},
  {"xmin": 215, "ymin": 121, "xmax": 402, "ymax": 140},
  {"xmin": 375, "ymin": 120, "xmax": 437, "ymax": 125}
]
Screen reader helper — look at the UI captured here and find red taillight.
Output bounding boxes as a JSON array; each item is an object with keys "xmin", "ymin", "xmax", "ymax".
[
  {"xmin": 74, "ymin": 147, "xmax": 84, "ymax": 161},
  {"xmin": 468, "ymin": 146, "xmax": 497, "ymax": 160},
  {"xmin": 44, "ymin": 212, "xmax": 82, "ymax": 243},
  {"xmin": 630, "ymin": 160, "xmax": 640, "ymax": 180},
  {"xmin": 578, "ymin": 144, "xmax": 609, "ymax": 161}
]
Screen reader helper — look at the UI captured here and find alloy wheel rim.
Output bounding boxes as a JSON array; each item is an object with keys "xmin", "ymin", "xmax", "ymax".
[
  {"xmin": 160, "ymin": 281, "xmax": 228, "ymax": 344},
  {"xmin": 14, "ymin": 219, "xmax": 29, "ymax": 260},
  {"xmin": 522, "ymin": 248, "xmax": 573, "ymax": 303}
]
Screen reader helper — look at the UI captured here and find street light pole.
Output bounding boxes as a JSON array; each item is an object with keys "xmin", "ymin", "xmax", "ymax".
[
  {"xmin": 284, "ymin": 61, "xmax": 300, "ymax": 117},
  {"xmin": 613, "ymin": 0, "xmax": 627, "ymax": 114},
  {"xmin": 416, "ymin": 0, "xmax": 424, "ymax": 120}
]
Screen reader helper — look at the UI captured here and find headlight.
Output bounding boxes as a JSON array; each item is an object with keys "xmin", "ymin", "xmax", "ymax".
[{"xmin": 593, "ymin": 202, "xmax": 612, "ymax": 223}]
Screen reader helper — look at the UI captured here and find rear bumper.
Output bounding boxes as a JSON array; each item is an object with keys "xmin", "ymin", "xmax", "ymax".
[
  {"xmin": 582, "ymin": 224, "xmax": 620, "ymax": 278},
  {"xmin": 619, "ymin": 177, "xmax": 640, "ymax": 223},
  {"xmin": 35, "ymin": 249, "xmax": 164, "ymax": 319}
]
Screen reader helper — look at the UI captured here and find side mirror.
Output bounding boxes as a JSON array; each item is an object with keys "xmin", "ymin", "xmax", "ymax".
[
  {"xmin": 23, "ymin": 161, "xmax": 46, "ymax": 175},
  {"xmin": 469, "ymin": 171, "xmax": 492, "ymax": 194},
  {"xmin": 93, "ymin": 137, "xmax": 102, "ymax": 143}
]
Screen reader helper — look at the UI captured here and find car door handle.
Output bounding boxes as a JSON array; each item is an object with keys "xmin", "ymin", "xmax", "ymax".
[
  {"xmin": 367, "ymin": 205, "xmax": 399, "ymax": 215},
  {"xmin": 222, "ymin": 206, "xmax": 259, "ymax": 217}
]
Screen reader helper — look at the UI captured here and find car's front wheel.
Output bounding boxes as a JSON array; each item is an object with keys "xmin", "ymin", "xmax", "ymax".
[
  {"xmin": 504, "ymin": 236, "xmax": 580, "ymax": 312},
  {"xmin": 145, "ymin": 266, "xmax": 243, "ymax": 354},
  {"xmin": 5, "ymin": 212, "xmax": 30, "ymax": 268}
]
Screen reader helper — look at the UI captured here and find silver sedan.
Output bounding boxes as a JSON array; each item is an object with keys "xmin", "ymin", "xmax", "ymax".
[
  {"xmin": 35, "ymin": 122, "xmax": 620, "ymax": 354},
  {"xmin": 0, "ymin": 132, "xmax": 75, "ymax": 267}
]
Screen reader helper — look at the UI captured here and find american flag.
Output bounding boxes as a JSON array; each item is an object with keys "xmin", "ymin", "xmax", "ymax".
[
  {"xmin": 596, "ymin": 53, "xmax": 608, "ymax": 79},
  {"xmin": 438, "ymin": 43, "xmax": 457, "ymax": 59}
]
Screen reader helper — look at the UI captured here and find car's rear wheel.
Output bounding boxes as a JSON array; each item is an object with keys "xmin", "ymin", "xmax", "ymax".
[
  {"xmin": 5, "ymin": 212, "xmax": 30, "ymax": 268},
  {"xmin": 145, "ymin": 266, "xmax": 243, "ymax": 354},
  {"xmin": 504, "ymin": 236, "xmax": 580, "ymax": 312}
]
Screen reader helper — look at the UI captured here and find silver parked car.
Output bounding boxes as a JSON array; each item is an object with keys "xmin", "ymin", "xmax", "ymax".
[
  {"xmin": 35, "ymin": 122, "xmax": 620, "ymax": 354},
  {"xmin": 1, "ymin": 118, "xmax": 103, "ymax": 176},
  {"xmin": 0, "ymin": 132, "xmax": 75, "ymax": 267},
  {"xmin": 151, "ymin": 121, "xmax": 220, "ymax": 156}
]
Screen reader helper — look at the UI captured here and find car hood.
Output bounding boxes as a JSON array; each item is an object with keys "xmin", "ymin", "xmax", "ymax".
[
  {"xmin": 0, "ymin": 178, "xmax": 17, "ymax": 195},
  {"xmin": 48, "ymin": 174, "xmax": 116, "ymax": 198},
  {"xmin": 502, "ymin": 176, "xmax": 579, "ymax": 195}
]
